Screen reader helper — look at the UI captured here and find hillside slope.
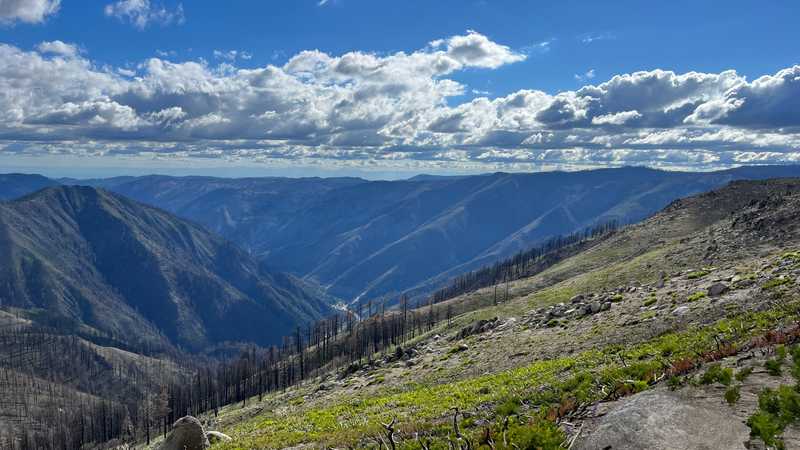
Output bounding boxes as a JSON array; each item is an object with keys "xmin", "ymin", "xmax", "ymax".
[
  {"xmin": 64, "ymin": 165, "xmax": 800, "ymax": 304},
  {"xmin": 202, "ymin": 178, "xmax": 800, "ymax": 450},
  {"xmin": 0, "ymin": 186, "xmax": 331, "ymax": 351}
]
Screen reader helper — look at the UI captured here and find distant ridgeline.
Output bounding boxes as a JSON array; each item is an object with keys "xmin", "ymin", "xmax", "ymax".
[{"xmin": 429, "ymin": 220, "xmax": 620, "ymax": 305}]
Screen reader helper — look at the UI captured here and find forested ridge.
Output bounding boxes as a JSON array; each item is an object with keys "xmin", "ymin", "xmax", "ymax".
[{"xmin": 0, "ymin": 223, "xmax": 617, "ymax": 449}]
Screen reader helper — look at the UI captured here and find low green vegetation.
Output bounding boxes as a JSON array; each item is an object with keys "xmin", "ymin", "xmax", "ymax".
[
  {"xmin": 736, "ymin": 367, "xmax": 754, "ymax": 382},
  {"xmin": 781, "ymin": 251, "xmax": 800, "ymax": 261},
  {"xmin": 765, "ymin": 358, "xmax": 783, "ymax": 376},
  {"xmin": 687, "ymin": 270, "xmax": 710, "ymax": 280},
  {"xmin": 746, "ymin": 342, "xmax": 800, "ymax": 448},
  {"xmin": 643, "ymin": 297, "xmax": 657, "ymax": 307},
  {"xmin": 763, "ymin": 277, "xmax": 794, "ymax": 290},
  {"xmin": 214, "ymin": 305, "xmax": 800, "ymax": 450},
  {"xmin": 700, "ymin": 363, "xmax": 733, "ymax": 386},
  {"xmin": 747, "ymin": 386, "xmax": 800, "ymax": 449},
  {"xmin": 725, "ymin": 385, "xmax": 741, "ymax": 405},
  {"xmin": 687, "ymin": 291, "xmax": 707, "ymax": 302}
]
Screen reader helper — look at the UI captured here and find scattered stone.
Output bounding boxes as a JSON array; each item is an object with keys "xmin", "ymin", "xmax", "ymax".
[
  {"xmin": 206, "ymin": 431, "xmax": 232, "ymax": 443},
  {"xmin": 454, "ymin": 317, "xmax": 499, "ymax": 340},
  {"xmin": 672, "ymin": 306, "xmax": 690, "ymax": 316},
  {"xmin": 570, "ymin": 294, "xmax": 585, "ymax": 304},
  {"xmin": 708, "ymin": 282, "xmax": 729, "ymax": 297},
  {"xmin": 339, "ymin": 362, "xmax": 362, "ymax": 379}
]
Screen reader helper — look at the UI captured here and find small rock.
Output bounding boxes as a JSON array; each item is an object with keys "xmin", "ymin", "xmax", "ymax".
[
  {"xmin": 570, "ymin": 294, "xmax": 585, "ymax": 304},
  {"xmin": 672, "ymin": 306, "xmax": 690, "ymax": 316},
  {"xmin": 708, "ymin": 282, "xmax": 728, "ymax": 297},
  {"xmin": 601, "ymin": 302, "xmax": 611, "ymax": 311},
  {"xmin": 206, "ymin": 431, "xmax": 232, "ymax": 444},
  {"xmin": 590, "ymin": 302, "xmax": 602, "ymax": 314}
]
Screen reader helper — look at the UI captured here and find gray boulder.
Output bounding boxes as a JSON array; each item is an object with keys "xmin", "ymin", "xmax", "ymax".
[
  {"xmin": 574, "ymin": 390, "xmax": 749, "ymax": 450},
  {"xmin": 708, "ymin": 282, "xmax": 729, "ymax": 297},
  {"xmin": 157, "ymin": 416, "xmax": 233, "ymax": 450},
  {"xmin": 157, "ymin": 416, "xmax": 209, "ymax": 450},
  {"xmin": 672, "ymin": 306, "xmax": 690, "ymax": 316}
]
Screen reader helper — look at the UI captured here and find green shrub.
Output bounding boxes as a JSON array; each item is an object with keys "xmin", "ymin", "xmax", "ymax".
[
  {"xmin": 496, "ymin": 397, "xmax": 521, "ymax": 417},
  {"xmin": 748, "ymin": 410, "xmax": 785, "ymax": 449},
  {"xmin": 765, "ymin": 359, "xmax": 783, "ymax": 376},
  {"xmin": 747, "ymin": 386, "xmax": 800, "ymax": 448},
  {"xmin": 643, "ymin": 297, "xmax": 657, "ymax": 307},
  {"xmin": 763, "ymin": 277, "xmax": 793, "ymax": 290},
  {"xmin": 725, "ymin": 385, "xmax": 741, "ymax": 405},
  {"xmin": 610, "ymin": 294, "xmax": 624, "ymax": 302},
  {"xmin": 736, "ymin": 367, "xmax": 754, "ymax": 382},
  {"xmin": 500, "ymin": 418, "xmax": 564, "ymax": 450},
  {"xmin": 777, "ymin": 345, "xmax": 788, "ymax": 360},
  {"xmin": 668, "ymin": 375, "xmax": 684, "ymax": 390},
  {"xmin": 687, "ymin": 291, "xmax": 707, "ymax": 302},
  {"xmin": 700, "ymin": 364, "xmax": 733, "ymax": 386},
  {"xmin": 687, "ymin": 270, "xmax": 710, "ymax": 279}
]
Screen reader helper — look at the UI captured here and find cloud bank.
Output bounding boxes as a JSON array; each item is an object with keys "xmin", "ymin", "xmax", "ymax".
[
  {"xmin": 1, "ymin": 31, "xmax": 799, "ymax": 172},
  {"xmin": 0, "ymin": 0, "xmax": 59, "ymax": 25}
]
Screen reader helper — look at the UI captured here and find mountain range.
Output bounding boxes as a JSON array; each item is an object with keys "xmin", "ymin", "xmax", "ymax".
[
  {"xmin": 0, "ymin": 186, "xmax": 331, "ymax": 351},
  {"xmin": 60, "ymin": 165, "xmax": 800, "ymax": 303}
]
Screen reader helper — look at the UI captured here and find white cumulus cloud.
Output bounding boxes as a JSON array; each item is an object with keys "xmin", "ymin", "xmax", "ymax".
[
  {"xmin": 104, "ymin": 0, "xmax": 184, "ymax": 30},
  {"xmin": 0, "ymin": 31, "xmax": 798, "ymax": 172},
  {"xmin": 0, "ymin": 0, "xmax": 59, "ymax": 25}
]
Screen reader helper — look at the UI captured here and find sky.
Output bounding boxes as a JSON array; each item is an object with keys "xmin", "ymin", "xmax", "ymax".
[{"xmin": 0, "ymin": 0, "xmax": 799, "ymax": 178}]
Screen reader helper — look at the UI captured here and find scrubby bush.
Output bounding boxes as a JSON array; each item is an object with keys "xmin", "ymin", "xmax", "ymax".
[
  {"xmin": 687, "ymin": 270, "xmax": 710, "ymax": 279},
  {"xmin": 747, "ymin": 386, "xmax": 800, "ymax": 449},
  {"xmin": 725, "ymin": 385, "xmax": 741, "ymax": 405},
  {"xmin": 700, "ymin": 363, "xmax": 733, "ymax": 386},
  {"xmin": 736, "ymin": 367, "xmax": 754, "ymax": 382},
  {"xmin": 687, "ymin": 291, "xmax": 707, "ymax": 302},
  {"xmin": 765, "ymin": 359, "xmax": 783, "ymax": 376}
]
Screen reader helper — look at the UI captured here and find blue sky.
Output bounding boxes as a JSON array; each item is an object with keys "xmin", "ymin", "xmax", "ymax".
[{"xmin": 0, "ymin": 0, "xmax": 799, "ymax": 178}]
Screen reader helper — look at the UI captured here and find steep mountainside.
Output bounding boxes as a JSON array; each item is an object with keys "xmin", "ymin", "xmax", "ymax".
[
  {"xmin": 69, "ymin": 165, "xmax": 800, "ymax": 303},
  {"xmin": 197, "ymin": 178, "xmax": 800, "ymax": 450},
  {"xmin": 0, "ymin": 186, "xmax": 331, "ymax": 351}
]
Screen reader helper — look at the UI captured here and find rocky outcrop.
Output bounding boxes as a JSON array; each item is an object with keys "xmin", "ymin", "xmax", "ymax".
[
  {"xmin": 523, "ymin": 293, "xmax": 613, "ymax": 327},
  {"xmin": 574, "ymin": 390, "xmax": 749, "ymax": 450},
  {"xmin": 454, "ymin": 317, "xmax": 500, "ymax": 340}
]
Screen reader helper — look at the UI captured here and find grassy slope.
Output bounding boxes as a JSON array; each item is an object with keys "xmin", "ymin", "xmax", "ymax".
[{"xmin": 205, "ymin": 180, "xmax": 800, "ymax": 449}]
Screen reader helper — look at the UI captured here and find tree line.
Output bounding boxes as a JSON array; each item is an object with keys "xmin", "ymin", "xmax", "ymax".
[
  {"xmin": 0, "ymin": 221, "xmax": 619, "ymax": 449},
  {"xmin": 430, "ymin": 221, "xmax": 619, "ymax": 304}
]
